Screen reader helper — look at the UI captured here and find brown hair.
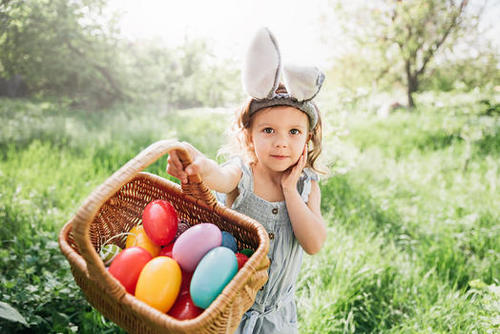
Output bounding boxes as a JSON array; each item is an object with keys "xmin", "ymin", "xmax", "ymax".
[{"xmin": 219, "ymin": 85, "xmax": 325, "ymax": 174}]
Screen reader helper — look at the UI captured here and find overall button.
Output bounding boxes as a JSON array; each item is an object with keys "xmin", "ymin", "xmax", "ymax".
[
  {"xmin": 272, "ymin": 208, "xmax": 278, "ymax": 214},
  {"xmin": 268, "ymin": 232, "xmax": 275, "ymax": 240}
]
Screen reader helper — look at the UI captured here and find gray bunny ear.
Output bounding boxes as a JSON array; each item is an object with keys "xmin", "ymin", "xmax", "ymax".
[
  {"xmin": 283, "ymin": 65, "xmax": 325, "ymax": 101},
  {"xmin": 242, "ymin": 27, "xmax": 281, "ymax": 100}
]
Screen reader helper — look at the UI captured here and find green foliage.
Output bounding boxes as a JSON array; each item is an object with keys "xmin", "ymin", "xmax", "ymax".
[
  {"xmin": 0, "ymin": 226, "xmax": 127, "ymax": 333},
  {"xmin": 0, "ymin": 2, "xmax": 242, "ymax": 109},
  {"xmin": 0, "ymin": 0, "xmax": 125, "ymax": 107},
  {"xmin": 1, "ymin": 90, "xmax": 499, "ymax": 332},
  {"xmin": 0, "ymin": 302, "xmax": 28, "ymax": 326},
  {"xmin": 420, "ymin": 51, "xmax": 500, "ymax": 92},
  {"xmin": 124, "ymin": 38, "xmax": 243, "ymax": 109}
]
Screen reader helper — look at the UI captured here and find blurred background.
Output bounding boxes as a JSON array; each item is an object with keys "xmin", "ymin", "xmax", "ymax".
[
  {"xmin": 1, "ymin": 0, "xmax": 499, "ymax": 333},
  {"xmin": 0, "ymin": 0, "xmax": 498, "ymax": 109}
]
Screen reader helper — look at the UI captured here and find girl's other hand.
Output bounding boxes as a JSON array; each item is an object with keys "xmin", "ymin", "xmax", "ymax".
[
  {"xmin": 281, "ymin": 144, "xmax": 307, "ymax": 193},
  {"xmin": 166, "ymin": 142, "xmax": 207, "ymax": 184}
]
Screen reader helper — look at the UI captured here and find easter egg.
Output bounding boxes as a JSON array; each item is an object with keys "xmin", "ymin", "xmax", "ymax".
[
  {"xmin": 158, "ymin": 241, "xmax": 174, "ymax": 258},
  {"xmin": 221, "ymin": 231, "xmax": 238, "ymax": 252},
  {"xmin": 142, "ymin": 199, "xmax": 178, "ymax": 246},
  {"xmin": 235, "ymin": 252, "xmax": 249, "ymax": 270},
  {"xmin": 135, "ymin": 256, "xmax": 182, "ymax": 313},
  {"xmin": 168, "ymin": 291, "xmax": 203, "ymax": 320},
  {"xmin": 126, "ymin": 225, "xmax": 161, "ymax": 257},
  {"xmin": 99, "ymin": 244, "xmax": 122, "ymax": 266},
  {"xmin": 173, "ymin": 223, "xmax": 222, "ymax": 272},
  {"xmin": 190, "ymin": 247, "xmax": 238, "ymax": 309},
  {"xmin": 240, "ymin": 248, "xmax": 254, "ymax": 257},
  {"xmin": 180, "ymin": 270, "xmax": 193, "ymax": 294},
  {"xmin": 108, "ymin": 246, "xmax": 152, "ymax": 294}
]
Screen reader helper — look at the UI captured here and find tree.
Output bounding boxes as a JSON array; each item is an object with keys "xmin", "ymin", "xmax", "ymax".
[
  {"xmin": 124, "ymin": 37, "xmax": 243, "ymax": 109},
  {"xmin": 0, "ymin": 0, "xmax": 126, "ymax": 107},
  {"xmin": 327, "ymin": 0, "xmax": 489, "ymax": 107},
  {"xmin": 0, "ymin": 1, "xmax": 251, "ymax": 109},
  {"xmin": 388, "ymin": 0, "xmax": 469, "ymax": 107}
]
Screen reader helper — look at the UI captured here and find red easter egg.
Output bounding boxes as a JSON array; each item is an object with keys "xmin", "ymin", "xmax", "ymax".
[
  {"xmin": 235, "ymin": 252, "xmax": 249, "ymax": 270},
  {"xmin": 159, "ymin": 241, "xmax": 175, "ymax": 258},
  {"xmin": 168, "ymin": 291, "xmax": 203, "ymax": 320},
  {"xmin": 142, "ymin": 200, "xmax": 178, "ymax": 246},
  {"xmin": 108, "ymin": 247, "xmax": 152, "ymax": 294},
  {"xmin": 180, "ymin": 270, "xmax": 193, "ymax": 293}
]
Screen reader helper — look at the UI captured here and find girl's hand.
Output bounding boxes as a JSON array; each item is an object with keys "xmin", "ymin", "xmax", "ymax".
[
  {"xmin": 281, "ymin": 145, "xmax": 307, "ymax": 194},
  {"xmin": 166, "ymin": 142, "xmax": 208, "ymax": 184}
]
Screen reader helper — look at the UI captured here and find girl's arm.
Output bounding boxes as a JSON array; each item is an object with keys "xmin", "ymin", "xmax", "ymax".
[
  {"xmin": 166, "ymin": 142, "xmax": 241, "ymax": 193},
  {"xmin": 283, "ymin": 180, "xmax": 326, "ymax": 255},
  {"xmin": 281, "ymin": 147, "xmax": 327, "ymax": 255}
]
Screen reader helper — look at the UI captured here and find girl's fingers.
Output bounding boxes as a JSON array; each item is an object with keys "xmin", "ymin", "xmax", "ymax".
[
  {"xmin": 289, "ymin": 157, "xmax": 303, "ymax": 180},
  {"xmin": 301, "ymin": 150, "xmax": 307, "ymax": 168},
  {"xmin": 168, "ymin": 150, "xmax": 183, "ymax": 171},
  {"xmin": 166, "ymin": 164, "xmax": 184, "ymax": 182},
  {"xmin": 296, "ymin": 147, "xmax": 306, "ymax": 170},
  {"xmin": 167, "ymin": 150, "xmax": 189, "ymax": 183},
  {"xmin": 167, "ymin": 142, "xmax": 206, "ymax": 183},
  {"xmin": 166, "ymin": 164, "xmax": 187, "ymax": 182}
]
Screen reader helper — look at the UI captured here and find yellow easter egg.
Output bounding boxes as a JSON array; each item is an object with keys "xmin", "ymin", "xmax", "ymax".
[
  {"xmin": 135, "ymin": 256, "xmax": 182, "ymax": 313},
  {"xmin": 126, "ymin": 225, "xmax": 161, "ymax": 257}
]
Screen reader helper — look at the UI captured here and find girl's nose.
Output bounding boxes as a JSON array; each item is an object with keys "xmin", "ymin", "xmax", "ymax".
[{"xmin": 273, "ymin": 134, "xmax": 288, "ymax": 148}]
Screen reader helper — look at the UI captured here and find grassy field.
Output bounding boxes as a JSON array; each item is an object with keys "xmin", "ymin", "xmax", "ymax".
[{"xmin": 0, "ymin": 90, "xmax": 499, "ymax": 333}]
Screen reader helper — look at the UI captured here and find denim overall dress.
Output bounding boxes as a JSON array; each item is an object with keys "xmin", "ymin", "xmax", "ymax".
[{"xmin": 216, "ymin": 157, "xmax": 318, "ymax": 334}]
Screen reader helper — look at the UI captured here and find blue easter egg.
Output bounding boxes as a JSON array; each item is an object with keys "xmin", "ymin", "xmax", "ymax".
[
  {"xmin": 221, "ymin": 231, "xmax": 238, "ymax": 252},
  {"xmin": 190, "ymin": 247, "xmax": 238, "ymax": 309}
]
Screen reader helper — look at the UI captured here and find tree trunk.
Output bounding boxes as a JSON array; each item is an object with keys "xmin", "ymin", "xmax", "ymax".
[
  {"xmin": 405, "ymin": 60, "xmax": 418, "ymax": 108},
  {"xmin": 407, "ymin": 78, "xmax": 416, "ymax": 108}
]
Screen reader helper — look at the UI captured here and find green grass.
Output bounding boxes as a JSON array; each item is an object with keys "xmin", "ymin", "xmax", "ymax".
[
  {"xmin": 297, "ymin": 90, "xmax": 500, "ymax": 333},
  {"xmin": 1, "ymin": 90, "xmax": 499, "ymax": 333}
]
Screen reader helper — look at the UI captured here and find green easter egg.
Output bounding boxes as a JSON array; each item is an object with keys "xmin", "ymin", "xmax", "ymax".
[
  {"xmin": 100, "ymin": 244, "xmax": 122, "ymax": 266},
  {"xmin": 240, "ymin": 248, "xmax": 254, "ymax": 257}
]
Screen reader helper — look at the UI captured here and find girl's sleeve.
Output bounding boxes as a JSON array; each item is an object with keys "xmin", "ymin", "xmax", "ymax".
[{"xmin": 300, "ymin": 168, "xmax": 319, "ymax": 203}]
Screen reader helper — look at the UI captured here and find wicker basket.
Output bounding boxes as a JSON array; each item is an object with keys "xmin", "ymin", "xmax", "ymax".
[{"xmin": 58, "ymin": 140, "xmax": 270, "ymax": 334}]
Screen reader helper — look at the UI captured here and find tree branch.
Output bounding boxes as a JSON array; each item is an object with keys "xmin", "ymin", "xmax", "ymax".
[
  {"xmin": 417, "ymin": 0, "xmax": 468, "ymax": 76},
  {"xmin": 64, "ymin": 39, "xmax": 123, "ymax": 99}
]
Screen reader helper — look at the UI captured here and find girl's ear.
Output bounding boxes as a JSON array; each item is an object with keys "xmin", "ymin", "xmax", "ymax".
[
  {"xmin": 306, "ymin": 133, "xmax": 313, "ymax": 152},
  {"xmin": 244, "ymin": 128, "xmax": 253, "ymax": 148}
]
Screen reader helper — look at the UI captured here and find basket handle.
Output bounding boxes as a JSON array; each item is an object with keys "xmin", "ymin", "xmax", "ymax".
[
  {"xmin": 175, "ymin": 145, "xmax": 218, "ymax": 207},
  {"xmin": 70, "ymin": 140, "xmax": 216, "ymax": 299}
]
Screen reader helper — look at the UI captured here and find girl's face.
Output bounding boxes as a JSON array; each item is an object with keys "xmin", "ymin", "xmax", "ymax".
[{"xmin": 249, "ymin": 106, "xmax": 309, "ymax": 173}]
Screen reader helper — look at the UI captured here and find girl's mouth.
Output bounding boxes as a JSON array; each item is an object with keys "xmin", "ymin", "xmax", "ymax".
[{"xmin": 271, "ymin": 155, "xmax": 288, "ymax": 160}]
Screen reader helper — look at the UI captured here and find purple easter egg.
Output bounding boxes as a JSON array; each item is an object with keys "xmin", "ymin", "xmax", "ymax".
[{"xmin": 173, "ymin": 223, "xmax": 222, "ymax": 272}]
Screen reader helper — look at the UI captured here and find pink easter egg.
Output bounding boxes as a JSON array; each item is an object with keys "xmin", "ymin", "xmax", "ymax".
[{"xmin": 172, "ymin": 223, "xmax": 222, "ymax": 272}]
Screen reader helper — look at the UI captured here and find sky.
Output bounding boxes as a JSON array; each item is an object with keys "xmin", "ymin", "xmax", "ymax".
[{"xmin": 107, "ymin": 0, "xmax": 335, "ymax": 68}]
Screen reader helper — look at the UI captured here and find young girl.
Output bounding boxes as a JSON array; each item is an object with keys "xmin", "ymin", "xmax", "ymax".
[{"xmin": 166, "ymin": 28, "xmax": 327, "ymax": 334}]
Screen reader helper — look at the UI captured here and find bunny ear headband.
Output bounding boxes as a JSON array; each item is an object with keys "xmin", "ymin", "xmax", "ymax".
[{"xmin": 242, "ymin": 27, "xmax": 325, "ymax": 129}]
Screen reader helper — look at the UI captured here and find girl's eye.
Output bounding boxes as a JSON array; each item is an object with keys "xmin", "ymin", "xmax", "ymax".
[
  {"xmin": 290, "ymin": 129, "xmax": 300, "ymax": 135},
  {"xmin": 263, "ymin": 128, "xmax": 274, "ymax": 134}
]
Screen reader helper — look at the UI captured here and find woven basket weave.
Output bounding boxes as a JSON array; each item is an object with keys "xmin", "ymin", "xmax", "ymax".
[{"xmin": 58, "ymin": 140, "xmax": 270, "ymax": 334}]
